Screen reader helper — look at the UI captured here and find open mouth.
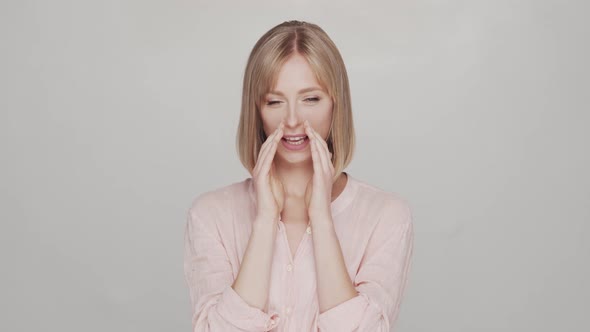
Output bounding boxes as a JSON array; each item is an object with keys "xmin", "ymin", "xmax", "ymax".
[{"xmin": 282, "ymin": 136, "xmax": 309, "ymax": 145}]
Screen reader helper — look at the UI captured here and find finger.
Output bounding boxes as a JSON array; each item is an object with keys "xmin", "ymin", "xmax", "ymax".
[
  {"xmin": 317, "ymin": 136, "xmax": 333, "ymax": 174},
  {"xmin": 315, "ymin": 130, "xmax": 334, "ymax": 174},
  {"xmin": 254, "ymin": 123, "xmax": 283, "ymax": 175},
  {"xmin": 315, "ymin": 134, "xmax": 331, "ymax": 175},
  {"xmin": 306, "ymin": 126, "xmax": 323, "ymax": 177},
  {"xmin": 318, "ymin": 135, "xmax": 334, "ymax": 176},
  {"xmin": 253, "ymin": 131, "xmax": 276, "ymax": 175},
  {"xmin": 307, "ymin": 121, "xmax": 330, "ymax": 153},
  {"xmin": 305, "ymin": 121, "xmax": 330, "ymax": 174},
  {"xmin": 257, "ymin": 122, "xmax": 283, "ymax": 174},
  {"xmin": 259, "ymin": 130, "xmax": 282, "ymax": 177},
  {"xmin": 308, "ymin": 122, "xmax": 331, "ymax": 161},
  {"xmin": 259, "ymin": 123, "xmax": 283, "ymax": 177}
]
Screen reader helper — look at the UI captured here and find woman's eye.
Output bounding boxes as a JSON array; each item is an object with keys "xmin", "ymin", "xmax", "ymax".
[{"xmin": 266, "ymin": 97, "xmax": 319, "ymax": 106}]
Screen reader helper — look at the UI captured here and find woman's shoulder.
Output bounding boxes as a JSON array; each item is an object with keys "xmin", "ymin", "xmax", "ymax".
[
  {"xmin": 187, "ymin": 178, "xmax": 251, "ymax": 215},
  {"xmin": 349, "ymin": 175, "xmax": 413, "ymax": 225}
]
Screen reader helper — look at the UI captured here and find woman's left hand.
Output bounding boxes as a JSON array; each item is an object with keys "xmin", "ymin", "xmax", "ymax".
[{"xmin": 304, "ymin": 120, "xmax": 336, "ymax": 222}]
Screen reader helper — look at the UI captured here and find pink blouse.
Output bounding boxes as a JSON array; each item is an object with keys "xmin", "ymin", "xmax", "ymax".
[{"xmin": 183, "ymin": 173, "xmax": 414, "ymax": 331}]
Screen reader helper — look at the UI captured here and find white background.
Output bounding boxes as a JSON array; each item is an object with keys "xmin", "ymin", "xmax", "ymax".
[{"xmin": 2, "ymin": 0, "xmax": 588, "ymax": 331}]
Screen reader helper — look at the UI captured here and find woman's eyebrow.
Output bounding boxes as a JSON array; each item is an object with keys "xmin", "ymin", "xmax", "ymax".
[{"xmin": 268, "ymin": 86, "xmax": 323, "ymax": 96}]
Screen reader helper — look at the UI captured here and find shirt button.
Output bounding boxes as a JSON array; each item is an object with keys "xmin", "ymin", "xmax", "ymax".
[
  {"xmin": 306, "ymin": 226, "xmax": 312, "ymax": 234},
  {"xmin": 267, "ymin": 315, "xmax": 280, "ymax": 328},
  {"xmin": 286, "ymin": 264, "xmax": 293, "ymax": 272}
]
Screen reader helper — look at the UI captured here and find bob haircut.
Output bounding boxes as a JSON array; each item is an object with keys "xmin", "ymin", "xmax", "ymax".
[{"xmin": 236, "ymin": 20, "xmax": 355, "ymax": 181}]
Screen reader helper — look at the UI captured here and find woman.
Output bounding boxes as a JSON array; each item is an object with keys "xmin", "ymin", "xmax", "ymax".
[{"xmin": 183, "ymin": 20, "xmax": 414, "ymax": 332}]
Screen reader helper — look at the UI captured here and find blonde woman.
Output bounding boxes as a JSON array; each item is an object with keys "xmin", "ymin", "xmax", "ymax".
[{"xmin": 183, "ymin": 20, "xmax": 414, "ymax": 332}]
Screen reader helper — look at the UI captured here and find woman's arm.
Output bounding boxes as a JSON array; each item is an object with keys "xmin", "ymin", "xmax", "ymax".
[
  {"xmin": 311, "ymin": 219, "xmax": 359, "ymax": 313},
  {"xmin": 232, "ymin": 216, "xmax": 278, "ymax": 311},
  {"xmin": 183, "ymin": 193, "xmax": 280, "ymax": 332},
  {"xmin": 312, "ymin": 195, "xmax": 415, "ymax": 332}
]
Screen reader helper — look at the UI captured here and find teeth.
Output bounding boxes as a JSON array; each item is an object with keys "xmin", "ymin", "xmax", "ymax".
[
  {"xmin": 285, "ymin": 137, "xmax": 305, "ymax": 142},
  {"xmin": 285, "ymin": 137, "xmax": 306, "ymax": 145}
]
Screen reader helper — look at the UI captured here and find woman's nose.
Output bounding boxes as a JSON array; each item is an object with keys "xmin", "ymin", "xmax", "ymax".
[{"xmin": 284, "ymin": 104, "xmax": 302, "ymax": 127}]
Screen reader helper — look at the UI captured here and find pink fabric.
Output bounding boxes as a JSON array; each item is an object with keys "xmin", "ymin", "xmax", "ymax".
[{"xmin": 183, "ymin": 173, "xmax": 414, "ymax": 331}]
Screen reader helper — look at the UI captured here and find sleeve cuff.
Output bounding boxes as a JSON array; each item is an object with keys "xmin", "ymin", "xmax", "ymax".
[
  {"xmin": 317, "ymin": 293, "xmax": 370, "ymax": 331},
  {"xmin": 215, "ymin": 285, "xmax": 281, "ymax": 331}
]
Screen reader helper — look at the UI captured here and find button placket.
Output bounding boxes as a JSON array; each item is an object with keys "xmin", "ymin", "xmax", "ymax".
[
  {"xmin": 279, "ymin": 216, "xmax": 305, "ymax": 327},
  {"xmin": 266, "ymin": 314, "xmax": 280, "ymax": 330}
]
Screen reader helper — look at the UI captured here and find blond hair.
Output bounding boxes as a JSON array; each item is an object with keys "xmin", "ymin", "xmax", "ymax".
[{"xmin": 236, "ymin": 20, "xmax": 355, "ymax": 180}]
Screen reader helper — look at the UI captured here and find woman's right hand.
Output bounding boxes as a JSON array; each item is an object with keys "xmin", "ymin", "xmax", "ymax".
[{"xmin": 252, "ymin": 121, "xmax": 285, "ymax": 222}]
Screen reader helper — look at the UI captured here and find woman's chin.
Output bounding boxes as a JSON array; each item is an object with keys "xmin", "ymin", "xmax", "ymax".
[{"xmin": 276, "ymin": 151, "xmax": 311, "ymax": 165}]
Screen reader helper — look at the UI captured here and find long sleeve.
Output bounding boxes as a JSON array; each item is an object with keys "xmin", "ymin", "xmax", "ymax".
[
  {"xmin": 316, "ymin": 196, "xmax": 415, "ymax": 332},
  {"xmin": 183, "ymin": 193, "xmax": 280, "ymax": 332}
]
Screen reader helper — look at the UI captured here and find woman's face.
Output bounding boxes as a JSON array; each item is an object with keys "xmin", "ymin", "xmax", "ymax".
[{"xmin": 260, "ymin": 53, "xmax": 333, "ymax": 165}]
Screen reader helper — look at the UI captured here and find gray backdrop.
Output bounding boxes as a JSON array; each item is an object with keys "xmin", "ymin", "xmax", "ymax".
[{"xmin": 2, "ymin": 0, "xmax": 588, "ymax": 331}]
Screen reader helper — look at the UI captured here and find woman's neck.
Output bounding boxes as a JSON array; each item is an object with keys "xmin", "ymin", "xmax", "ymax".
[
  {"xmin": 274, "ymin": 159, "xmax": 347, "ymax": 202},
  {"xmin": 274, "ymin": 160, "xmax": 314, "ymax": 198}
]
